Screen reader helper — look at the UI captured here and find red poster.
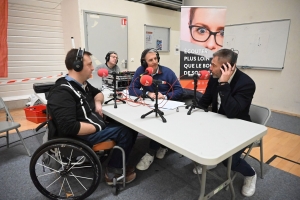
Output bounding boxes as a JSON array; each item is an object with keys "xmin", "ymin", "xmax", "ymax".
[
  {"xmin": 0, "ymin": 0, "xmax": 8, "ymax": 77},
  {"xmin": 180, "ymin": 7, "xmax": 226, "ymax": 93}
]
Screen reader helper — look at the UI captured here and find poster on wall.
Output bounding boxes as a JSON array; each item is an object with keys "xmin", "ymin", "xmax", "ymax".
[{"xmin": 180, "ymin": 6, "xmax": 227, "ymax": 93}]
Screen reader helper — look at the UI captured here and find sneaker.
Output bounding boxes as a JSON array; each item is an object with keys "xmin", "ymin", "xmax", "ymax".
[
  {"xmin": 193, "ymin": 164, "xmax": 217, "ymax": 174},
  {"xmin": 241, "ymin": 170, "xmax": 257, "ymax": 197},
  {"xmin": 136, "ymin": 153, "xmax": 154, "ymax": 170},
  {"xmin": 156, "ymin": 147, "xmax": 168, "ymax": 159},
  {"xmin": 105, "ymin": 170, "xmax": 136, "ymax": 185}
]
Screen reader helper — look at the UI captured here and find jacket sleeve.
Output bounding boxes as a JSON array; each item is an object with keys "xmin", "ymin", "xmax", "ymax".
[
  {"xmin": 48, "ymin": 87, "xmax": 81, "ymax": 137},
  {"xmin": 218, "ymin": 79, "xmax": 255, "ymax": 118},
  {"xmin": 128, "ymin": 66, "xmax": 144, "ymax": 97}
]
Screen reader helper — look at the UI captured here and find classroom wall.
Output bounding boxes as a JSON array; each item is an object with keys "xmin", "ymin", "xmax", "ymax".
[
  {"xmin": 184, "ymin": 0, "xmax": 300, "ymax": 115},
  {"xmin": 61, "ymin": 0, "xmax": 181, "ymax": 76}
]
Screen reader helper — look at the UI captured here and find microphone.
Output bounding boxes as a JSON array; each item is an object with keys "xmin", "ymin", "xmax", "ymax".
[
  {"xmin": 97, "ymin": 68, "xmax": 117, "ymax": 77},
  {"xmin": 186, "ymin": 70, "xmax": 210, "ymax": 80},
  {"xmin": 140, "ymin": 67, "xmax": 154, "ymax": 77},
  {"xmin": 140, "ymin": 75, "xmax": 166, "ymax": 86},
  {"xmin": 97, "ymin": 68, "xmax": 109, "ymax": 77}
]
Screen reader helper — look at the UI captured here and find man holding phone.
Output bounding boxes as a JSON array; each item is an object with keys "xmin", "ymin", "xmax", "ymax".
[{"xmin": 193, "ymin": 48, "xmax": 257, "ymax": 197}]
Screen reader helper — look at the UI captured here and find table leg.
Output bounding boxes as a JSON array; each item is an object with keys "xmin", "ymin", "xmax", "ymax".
[
  {"xmin": 198, "ymin": 165, "xmax": 207, "ymax": 200},
  {"xmin": 227, "ymin": 156, "xmax": 235, "ymax": 200}
]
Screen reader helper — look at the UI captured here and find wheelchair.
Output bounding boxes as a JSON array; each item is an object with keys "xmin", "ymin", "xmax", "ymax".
[{"xmin": 29, "ymin": 82, "xmax": 126, "ymax": 200}]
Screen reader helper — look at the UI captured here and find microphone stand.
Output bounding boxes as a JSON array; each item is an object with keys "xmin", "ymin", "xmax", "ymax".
[
  {"xmin": 185, "ymin": 74, "xmax": 208, "ymax": 115},
  {"xmin": 104, "ymin": 72, "xmax": 126, "ymax": 108},
  {"xmin": 134, "ymin": 86, "xmax": 154, "ymax": 102},
  {"xmin": 141, "ymin": 83, "xmax": 166, "ymax": 123}
]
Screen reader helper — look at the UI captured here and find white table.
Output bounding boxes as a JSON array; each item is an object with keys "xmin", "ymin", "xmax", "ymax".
[
  {"xmin": 35, "ymin": 89, "xmax": 267, "ymax": 200},
  {"xmin": 102, "ymin": 99, "xmax": 267, "ymax": 200}
]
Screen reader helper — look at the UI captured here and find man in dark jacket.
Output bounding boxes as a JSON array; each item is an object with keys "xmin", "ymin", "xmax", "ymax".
[
  {"xmin": 194, "ymin": 49, "xmax": 257, "ymax": 197},
  {"xmin": 47, "ymin": 48, "xmax": 137, "ymax": 185}
]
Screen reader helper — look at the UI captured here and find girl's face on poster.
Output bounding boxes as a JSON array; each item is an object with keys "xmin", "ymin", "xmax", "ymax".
[{"xmin": 189, "ymin": 8, "xmax": 226, "ymax": 52}]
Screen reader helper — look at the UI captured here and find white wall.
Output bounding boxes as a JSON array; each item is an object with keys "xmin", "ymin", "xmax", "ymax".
[
  {"xmin": 184, "ymin": 0, "xmax": 300, "ymax": 115},
  {"xmin": 1, "ymin": 0, "xmax": 66, "ymax": 101},
  {"xmin": 61, "ymin": 0, "xmax": 181, "ymax": 76}
]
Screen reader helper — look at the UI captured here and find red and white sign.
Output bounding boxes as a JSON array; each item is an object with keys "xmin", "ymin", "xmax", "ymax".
[{"xmin": 121, "ymin": 18, "xmax": 127, "ymax": 25}]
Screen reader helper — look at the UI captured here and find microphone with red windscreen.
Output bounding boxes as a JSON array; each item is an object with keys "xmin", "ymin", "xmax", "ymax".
[
  {"xmin": 140, "ymin": 75, "xmax": 166, "ymax": 86},
  {"xmin": 140, "ymin": 67, "xmax": 154, "ymax": 77},
  {"xmin": 97, "ymin": 68, "xmax": 109, "ymax": 77},
  {"xmin": 140, "ymin": 75, "xmax": 153, "ymax": 86},
  {"xmin": 187, "ymin": 70, "xmax": 210, "ymax": 80}
]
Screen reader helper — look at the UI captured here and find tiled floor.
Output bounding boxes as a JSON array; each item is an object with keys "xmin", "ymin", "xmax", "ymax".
[{"xmin": 2, "ymin": 108, "xmax": 300, "ymax": 177}]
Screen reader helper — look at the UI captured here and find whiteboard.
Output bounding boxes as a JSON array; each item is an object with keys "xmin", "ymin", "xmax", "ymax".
[
  {"xmin": 144, "ymin": 25, "xmax": 170, "ymax": 52},
  {"xmin": 223, "ymin": 19, "xmax": 290, "ymax": 70}
]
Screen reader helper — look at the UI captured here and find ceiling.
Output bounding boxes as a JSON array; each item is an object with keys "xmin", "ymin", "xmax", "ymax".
[{"xmin": 126, "ymin": 0, "xmax": 182, "ymax": 11}]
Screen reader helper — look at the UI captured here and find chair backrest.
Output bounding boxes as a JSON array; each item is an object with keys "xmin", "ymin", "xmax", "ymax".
[
  {"xmin": 0, "ymin": 97, "xmax": 14, "ymax": 122},
  {"xmin": 249, "ymin": 104, "xmax": 271, "ymax": 125}
]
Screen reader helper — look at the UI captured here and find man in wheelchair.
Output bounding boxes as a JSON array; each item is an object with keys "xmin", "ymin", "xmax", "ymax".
[{"xmin": 47, "ymin": 48, "xmax": 138, "ymax": 185}]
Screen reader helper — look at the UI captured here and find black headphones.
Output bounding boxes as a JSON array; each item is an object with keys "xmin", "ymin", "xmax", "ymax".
[
  {"xmin": 140, "ymin": 48, "xmax": 160, "ymax": 68},
  {"xmin": 105, "ymin": 51, "xmax": 118, "ymax": 64},
  {"xmin": 73, "ymin": 48, "xmax": 85, "ymax": 72}
]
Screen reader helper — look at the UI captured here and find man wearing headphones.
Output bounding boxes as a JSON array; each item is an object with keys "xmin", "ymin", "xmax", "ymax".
[
  {"xmin": 128, "ymin": 48, "xmax": 183, "ymax": 171},
  {"xmin": 96, "ymin": 51, "xmax": 120, "ymax": 74},
  {"xmin": 47, "ymin": 48, "xmax": 138, "ymax": 185}
]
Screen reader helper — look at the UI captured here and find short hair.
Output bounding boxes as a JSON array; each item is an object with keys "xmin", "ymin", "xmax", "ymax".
[
  {"xmin": 189, "ymin": 7, "xmax": 198, "ymax": 24},
  {"xmin": 65, "ymin": 48, "xmax": 92, "ymax": 70},
  {"xmin": 213, "ymin": 49, "xmax": 236, "ymax": 64}
]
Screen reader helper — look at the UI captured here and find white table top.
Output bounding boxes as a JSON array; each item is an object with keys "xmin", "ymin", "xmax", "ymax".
[{"xmin": 102, "ymin": 100, "xmax": 267, "ymax": 165}]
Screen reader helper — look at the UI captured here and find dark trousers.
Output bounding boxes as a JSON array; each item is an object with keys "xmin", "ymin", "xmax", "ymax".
[
  {"xmin": 222, "ymin": 148, "xmax": 255, "ymax": 177},
  {"xmin": 78, "ymin": 122, "xmax": 138, "ymax": 169},
  {"xmin": 147, "ymin": 139, "xmax": 166, "ymax": 156}
]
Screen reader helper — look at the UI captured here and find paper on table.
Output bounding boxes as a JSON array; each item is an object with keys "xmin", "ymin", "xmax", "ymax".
[{"xmin": 149, "ymin": 100, "xmax": 185, "ymax": 110}]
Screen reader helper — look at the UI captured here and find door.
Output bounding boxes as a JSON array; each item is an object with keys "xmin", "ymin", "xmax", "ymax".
[{"xmin": 84, "ymin": 12, "xmax": 128, "ymax": 88}]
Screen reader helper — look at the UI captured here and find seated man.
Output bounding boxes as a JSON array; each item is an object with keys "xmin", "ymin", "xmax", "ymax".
[
  {"xmin": 194, "ymin": 48, "xmax": 257, "ymax": 197},
  {"xmin": 96, "ymin": 51, "xmax": 120, "ymax": 74},
  {"xmin": 47, "ymin": 48, "xmax": 138, "ymax": 185},
  {"xmin": 128, "ymin": 48, "xmax": 183, "ymax": 170}
]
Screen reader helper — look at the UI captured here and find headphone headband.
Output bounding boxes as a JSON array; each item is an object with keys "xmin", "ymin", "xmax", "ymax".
[{"xmin": 140, "ymin": 48, "xmax": 160, "ymax": 68}]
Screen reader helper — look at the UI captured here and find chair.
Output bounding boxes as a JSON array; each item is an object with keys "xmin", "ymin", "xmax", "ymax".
[
  {"xmin": 243, "ymin": 104, "xmax": 271, "ymax": 178},
  {"xmin": 0, "ymin": 97, "xmax": 31, "ymax": 156}
]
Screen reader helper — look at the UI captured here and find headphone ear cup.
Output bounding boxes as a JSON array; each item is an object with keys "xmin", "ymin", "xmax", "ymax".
[
  {"xmin": 141, "ymin": 60, "xmax": 147, "ymax": 68},
  {"xmin": 73, "ymin": 60, "xmax": 83, "ymax": 72},
  {"xmin": 73, "ymin": 48, "xmax": 84, "ymax": 72}
]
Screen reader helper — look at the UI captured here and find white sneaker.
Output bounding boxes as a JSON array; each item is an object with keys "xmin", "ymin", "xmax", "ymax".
[
  {"xmin": 136, "ymin": 153, "xmax": 154, "ymax": 170},
  {"xmin": 193, "ymin": 164, "xmax": 217, "ymax": 174},
  {"xmin": 241, "ymin": 170, "xmax": 257, "ymax": 197},
  {"xmin": 156, "ymin": 147, "xmax": 168, "ymax": 159}
]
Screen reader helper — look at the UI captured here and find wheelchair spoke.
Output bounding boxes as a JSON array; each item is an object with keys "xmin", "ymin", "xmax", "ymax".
[
  {"xmin": 36, "ymin": 167, "xmax": 59, "ymax": 178},
  {"xmin": 67, "ymin": 149, "xmax": 74, "ymax": 166},
  {"xmin": 37, "ymin": 162, "xmax": 61, "ymax": 173},
  {"xmin": 46, "ymin": 175, "xmax": 62, "ymax": 189},
  {"xmin": 67, "ymin": 156, "xmax": 85, "ymax": 172},
  {"xmin": 46, "ymin": 151, "xmax": 63, "ymax": 167},
  {"xmin": 65, "ymin": 177, "xmax": 75, "ymax": 197},
  {"xmin": 73, "ymin": 166, "xmax": 93, "ymax": 169},
  {"xmin": 69, "ymin": 172, "xmax": 88, "ymax": 191}
]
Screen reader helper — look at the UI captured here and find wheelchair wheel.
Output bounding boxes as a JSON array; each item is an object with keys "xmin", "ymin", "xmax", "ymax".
[{"xmin": 29, "ymin": 138, "xmax": 101, "ymax": 200}]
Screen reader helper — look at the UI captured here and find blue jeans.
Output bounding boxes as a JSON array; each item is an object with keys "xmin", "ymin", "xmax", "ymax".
[
  {"xmin": 222, "ymin": 148, "xmax": 255, "ymax": 176},
  {"xmin": 78, "ymin": 121, "xmax": 137, "ymax": 169}
]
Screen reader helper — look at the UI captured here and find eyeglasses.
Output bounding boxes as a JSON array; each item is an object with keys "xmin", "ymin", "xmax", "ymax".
[
  {"xmin": 189, "ymin": 25, "xmax": 224, "ymax": 47},
  {"xmin": 110, "ymin": 55, "xmax": 118, "ymax": 59}
]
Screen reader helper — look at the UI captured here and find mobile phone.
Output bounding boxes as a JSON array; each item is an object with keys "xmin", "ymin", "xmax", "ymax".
[{"xmin": 221, "ymin": 51, "xmax": 238, "ymax": 72}]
